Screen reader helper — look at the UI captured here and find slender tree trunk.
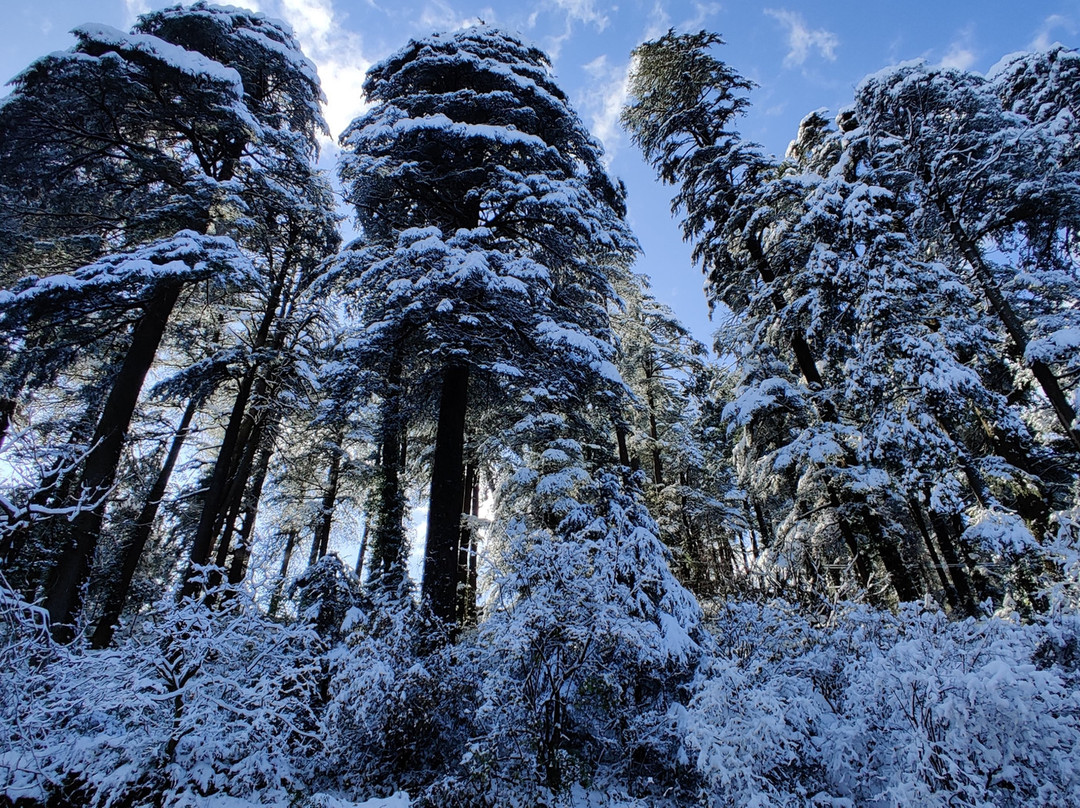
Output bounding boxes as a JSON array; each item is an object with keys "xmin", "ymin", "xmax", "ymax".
[
  {"xmin": 751, "ymin": 500, "xmax": 768, "ymax": 556},
  {"xmin": 870, "ymin": 511, "xmax": 920, "ymax": 602},
  {"xmin": 927, "ymin": 500, "xmax": 977, "ymax": 615},
  {"xmin": 827, "ymin": 486, "xmax": 874, "ymax": 591},
  {"xmin": 0, "ymin": 397, "xmax": 14, "ymax": 451},
  {"xmin": 227, "ymin": 436, "xmax": 277, "ymax": 586},
  {"xmin": 183, "ymin": 372, "xmax": 261, "ymax": 594},
  {"xmin": 371, "ymin": 351, "xmax": 407, "ymax": 590},
  {"xmin": 310, "ymin": 435, "xmax": 344, "ymax": 564},
  {"xmin": 209, "ymin": 408, "xmax": 272, "ymax": 592},
  {"xmin": 90, "ymin": 396, "xmax": 197, "ymax": 649},
  {"xmin": 355, "ymin": 521, "xmax": 368, "ymax": 579},
  {"xmin": 908, "ymin": 497, "xmax": 960, "ymax": 611},
  {"xmin": 268, "ymin": 528, "xmax": 297, "ymax": 618},
  {"xmin": 182, "ymin": 261, "xmax": 291, "ymax": 595},
  {"xmin": 423, "ymin": 363, "xmax": 469, "ymax": 627},
  {"xmin": 615, "ymin": 423, "xmax": 630, "ymax": 467},
  {"xmin": 43, "ymin": 279, "xmax": 182, "ymax": 641},
  {"xmin": 457, "ymin": 462, "xmax": 480, "ymax": 625},
  {"xmin": 932, "ymin": 185, "xmax": 1080, "ymax": 451},
  {"xmin": 646, "ymin": 388, "xmax": 664, "ymax": 487}
]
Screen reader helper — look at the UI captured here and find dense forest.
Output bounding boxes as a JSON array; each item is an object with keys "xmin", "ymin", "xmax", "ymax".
[{"xmin": 1, "ymin": 4, "xmax": 1079, "ymax": 806}]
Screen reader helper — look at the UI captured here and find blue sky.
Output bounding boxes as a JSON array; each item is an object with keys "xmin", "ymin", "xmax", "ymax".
[{"xmin": 3, "ymin": 0, "xmax": 1078, "ymax": 350}]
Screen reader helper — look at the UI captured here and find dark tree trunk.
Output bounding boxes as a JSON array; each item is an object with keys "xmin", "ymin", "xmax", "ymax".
[
  {"xmin": 457, "ymin": 462, "xmax": 480, "ymax": 626},
  {"xmin": 646, "ymin": 388, "xmax": 664, "ymax": 487},
  {"xmin": 0, "ymin": 397, "xmax": 15, "ymax": 451},
  {"xmin": 227, "ymin": 436, "xmax": 277, "ymax": 586},
  {"xmin": 909, "ymin": 497, "xmax": 960, "ymax": 611},
  {"xmin": 90, "ymin": 396, "xmax": 197, "ymax": 649},
  {"xmin": 827, "ymin": 485, "xmax": 874, "ymax": 592},
  {"xmin": 927, "ymin": 501, "xmax": 977, "ymax": 615},
  {"xmin": 616, "ymin": 423, "xmax": 630, "ymax": 467},
  {"xmin": 310, "ymin": 436, "xmax": 344, "ymax": 565},
  {"xmin": 208, "ymin": 407, "xmax": 274, "ymax": 595},
  {"xmin": 371, "ymin": 351, "xmax": 407, "ymax": 590},
  {"xmin": 183, "ymin": 371, "xmax": 261, "ymax": 595},
  {"xmin": 423, "ymin": 363, "xmax": 469, "ymax": 627},
  {"xmin": 355, "ymin": 521, "xmax": 369, "ymax": 578},
  {"xmin": 932, "ymin": 185, "xmax": 1080, "ymax": 452},
  {"xmin": 181, "ymin": 258, "xmax": 291, "ymax": 596},
  {"xmin": 43, "ymin": 279, "xmax": 182, "ymax": 642},
  {"xmin": 268, "ymin": 529, "xmax": 298, "ymax": 617}
]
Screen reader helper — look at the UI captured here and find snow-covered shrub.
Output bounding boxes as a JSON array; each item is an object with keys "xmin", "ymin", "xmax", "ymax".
[
  {"xmin": 676, "ymin": 600, "xmax": 839, "ymax": 807},
  {"xmin": 292, "ymin": 553, "xmax": 364, "ymax": 643},
  {"xmin": 680, "ymin": 600, "xmax": 1080, "ymax": 807},
  {"xmin": 0, "ymin": 584, "xmax": 324, "ymax": 807},
  {"xmin": 323, "ymin": 593, "xmax": 477, "ymax": 800},
  {"xmin": 470, "ymin": 460, "xmax": 703, "ymax": 804},
  {"xmin": 838, "ymin": 605, "xmax": 1080, "ymax": 806}
]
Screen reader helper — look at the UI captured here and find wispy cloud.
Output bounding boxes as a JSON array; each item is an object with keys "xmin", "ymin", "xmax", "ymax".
[
  {"xmin": 551, "ymin": 0, "xmax": 610, "ymax": 32},
  {"xmin": 939, "ymin": 24, "xmax": 976, "ymax": 70},
  {"xmin": 123, "ymin": 0, "xmax": 153, "ymax": 24},
  {"xmin": 269, "ymin": 0, "xmax": 375, "ymax": 141},
  {"xmin": 1031, "ymin": 13, "xmax": 1077, "ymax": 50},
  {"xmin": 764, "ymin": 8, "xmax": 838, "ymax": 68},
  {"xmin": 678, "ymin": 2, "xmax": 723, "ymax": 32},
  {"xmin": 540, "ymin": 0, "xmax": 611, "ymax": 60},
  {"xmin": 643, "ymin": 0, "xmax": 670, "ymax": 40},
  {"xmin": 418, "ymin": 0, "xmax": 479, "ymax": 32},
  {"xmin": 579, "ymin": 53, "xmax": 631, "ymax": 164}
]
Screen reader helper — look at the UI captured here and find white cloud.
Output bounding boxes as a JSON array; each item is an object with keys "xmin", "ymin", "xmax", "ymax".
[
  {"xmin": 940, "ymin": 44, "xmax": 976, "ymax": 70},
  {"xmin": 579, "ymin": 53, "xmax": 632, "ymax": 164},
  {"xmin": 419, "ymin": 0, "xmax": 477, "ymax": 32},
  {"xmin": 266, "ymin": 0, "xmax": 376, "ymax": 141},
  {"xmin": 551, "ymin": 0, "xmax": 610, "ymax": 32},
  {"xmin": 939, "ymin": 24, "xmax": 976, "ymax": 71},
  {"xmin": 1031, "ymin": 13, "xmax": 1077, "ymax": 50},
  {"xmin": 678, "ymin": 2, "xmax": 723, "ymax": 32},
  {"xmin": 764, "ymin": 8, "xmax": 838, "ymax": 68},
  {"xmin": 643, "ymin": 1, "xmax": 670, "ymax": 40},
  {"xmin": 123, "ymin": 0, "xmax": 153, "ymax": 23}
]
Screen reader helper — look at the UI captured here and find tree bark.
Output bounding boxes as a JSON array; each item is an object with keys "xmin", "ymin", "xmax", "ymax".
[
  {"xmin": 181, "ymin": 258, "xmax": 291, "ymax": 596},
  {"xmin": 43, "ymin": 278, "xmax": 182, "ymax": 641},
  {"xmin": 932, "ymin": 185, "xmax": 1080, "ymax": 452},
  {"xmin": 90, "ymin": 396, "xmax": 197, "ymax": 649},
  {"xmin": 371, "ymin": 351, "xmax": 407, "ymax": 590},
  {"xmin": 268, "ymin": 528, "xmax": 297, "ymax": 617},
  {"xmin": 423, "ymin": 363, "xmax": 469, "ymax": 627},
  {"xmin": 227, "ymin": 436, "xmax": 277, "ymax": 586},
  {"xmin": 309, "ymin": 436, "xmax": 344, "ymax": 565}
]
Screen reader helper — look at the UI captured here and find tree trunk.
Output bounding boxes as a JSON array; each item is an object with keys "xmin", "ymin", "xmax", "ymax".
[
  {"xmin": 227, "ymin": 435, "xmax": 277, "ymax": 586},
  {"xmin": 457, "ymin": 462, "xmax": 480, "ymax": 625},
  {"xmin": 181, "ymin": 259, "xmax": 291, "ymax": 596},
  {"xmin": 310, "ymin": 435, "xmax": 344, "ymax": 565},
  {"xmin": 355, "ymin": 521, "xmax": 368, "ymax": 579},
  {"xmin": 927, "ymin": 501, "xmax": 977, "ymax": 615},
  {"xmin": 268, "ymin": 528, "xmax": 297, "ymax": 618},
  {"xmin": 908, "ymin": 497, "xmax": 960, "ymax": 611},
  {"xmin": 932, "ymin": 185, "xmax": 1080, "ymax": 452},
  {"xmin": 371, "ymin": 351, "xmax": 407, "ymax": 590},
  {"xmin": 423, "ymin": 363, "xmax": 469, "ymax": 627},
  {"xmin": 90, "ymin": 396, "xmax": 197, "ymax": 649},
  {"xmin": 43, "ymin": 278, "xmax": 182, "ymax": 642}
]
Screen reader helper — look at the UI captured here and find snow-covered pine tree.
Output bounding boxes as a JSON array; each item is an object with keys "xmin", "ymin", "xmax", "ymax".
[
  {"xmin": 338, "ymin": 27, "xmax": 637, "ymax": 625},
  {"xmin": 852, "ymin": 61, "xmax": 1080, "ymax": 455},
  {"xmin": 612, "ymin": 274, "xmax": 744, "ymax": 595},
  {"xmin": 623, "ymin": 31, "xmax": 923, "ymax": 603},
  {"xmin": 0, "ymin": 2, "xmax": 336, "ymax": 640}
]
